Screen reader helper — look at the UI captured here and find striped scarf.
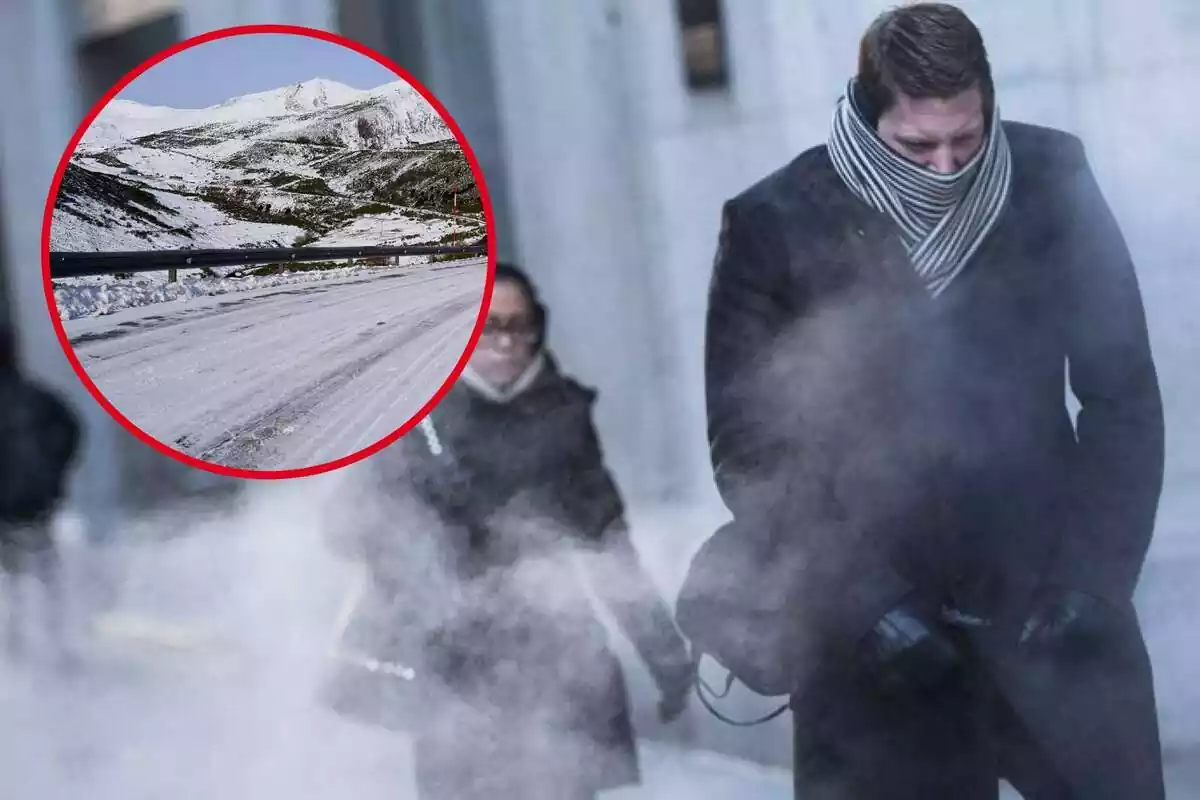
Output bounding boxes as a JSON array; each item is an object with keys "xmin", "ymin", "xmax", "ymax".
[{"xmin": 826, "ymin": 79, "xmax": 1013, "ymax": 297}]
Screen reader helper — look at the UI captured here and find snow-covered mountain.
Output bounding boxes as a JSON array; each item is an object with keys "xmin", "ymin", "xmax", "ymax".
[
  {"xmin": 54, "ymin": 78, "xmax": 480, "ymax": 252},
  {"xmin": 78, "ymin": 78, "xmax": 450, "ymax": 150}
]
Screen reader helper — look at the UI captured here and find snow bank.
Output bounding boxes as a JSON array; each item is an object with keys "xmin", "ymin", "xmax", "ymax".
[
  {"xmin": 311, "ymin": 211, "xmax": 480, "ymax": 246},
  {"xmin": 52, "ymin": 261, "xmax": 436, "ymax": 321}
]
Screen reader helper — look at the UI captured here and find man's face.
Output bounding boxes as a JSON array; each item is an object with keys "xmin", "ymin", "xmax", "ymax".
[{"xmin": 876, "ymin": 86, "xmax": 986, "ymax": 174}]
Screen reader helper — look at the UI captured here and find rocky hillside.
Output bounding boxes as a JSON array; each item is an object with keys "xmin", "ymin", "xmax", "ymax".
[{"xmin": 52, "ymin": 78, "xmax": 483, "ymax": 251}]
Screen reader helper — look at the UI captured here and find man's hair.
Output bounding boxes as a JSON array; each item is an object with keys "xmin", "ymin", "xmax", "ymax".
[{"xmin": 857, "ymin": 3, "xmax": 994, "ymax": 118}]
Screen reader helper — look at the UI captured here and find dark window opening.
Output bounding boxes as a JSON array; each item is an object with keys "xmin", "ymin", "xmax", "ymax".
[
  {"xmin": 676, "ymin": 0, "xmax": 730, "ymax": 92},
  {"xmin": 76, "ymin": 11, "xmax": 182, "ymax": 112},
  {"xmin": 337, "ymin": 0, "xmax": 431, "ymax": 85}
]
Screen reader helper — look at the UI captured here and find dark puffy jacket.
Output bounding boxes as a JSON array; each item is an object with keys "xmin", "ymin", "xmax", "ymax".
[
  {"xmin": 0, "ymin": 374, "xmax": 82, "ymax": 525},
  {"xmin": 337, "ymin": 354, "xmax": 693, "ymax": 796}
]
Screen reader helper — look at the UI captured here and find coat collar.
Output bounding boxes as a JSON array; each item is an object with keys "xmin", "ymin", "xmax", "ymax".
[{"xmin": 459, "ymin": 350, "xmax": 548, "ymax": 404}]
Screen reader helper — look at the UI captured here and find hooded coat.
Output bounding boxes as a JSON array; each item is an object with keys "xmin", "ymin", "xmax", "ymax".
[
  {"xmin": 338, "ymin": 354, "xmax": 694, "ymax": 799},
  {"xmin": 685, "ymin": 121, "xmax": 1166, "ymax": 798}
]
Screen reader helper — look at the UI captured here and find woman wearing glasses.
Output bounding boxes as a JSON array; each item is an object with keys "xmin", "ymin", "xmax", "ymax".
[{"xmin": 333, "ymin": 263, "xmax": 695, "ymax": 799}]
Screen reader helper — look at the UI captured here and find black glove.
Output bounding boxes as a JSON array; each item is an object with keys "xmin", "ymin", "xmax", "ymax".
[
  {"xmin": 658, "ymin": 686, "xmax": 690, "ymax": 724},
  {"xmin": 856, "ymin": 599, "xmax": 963, "ymax": 697},
  {"xmin": 656, "ymin": 652, "xmax": 699, "ymax": 724},
  {"xmin": 1019, "ymin": 587, "xmax": 1117, "ymax": 657}
]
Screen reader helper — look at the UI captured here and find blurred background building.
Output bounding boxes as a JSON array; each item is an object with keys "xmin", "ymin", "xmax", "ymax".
[{"xmin": 2, "ymin": 0, "xmax": 1198, "ymax": 773}]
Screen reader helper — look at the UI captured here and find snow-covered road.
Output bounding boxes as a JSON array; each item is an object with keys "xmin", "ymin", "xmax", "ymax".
[{"xmin": 65, "ymin": 259, "xmax": 486, "ymax": 471}]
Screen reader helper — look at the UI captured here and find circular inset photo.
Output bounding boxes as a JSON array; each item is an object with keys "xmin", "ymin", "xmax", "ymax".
[{"xmin": 43, "ymin": 25, "xmax": 494, "ymax": 479}]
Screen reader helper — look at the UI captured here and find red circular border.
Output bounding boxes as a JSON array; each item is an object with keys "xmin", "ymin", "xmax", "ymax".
[{"xmin": 41, "ymin": 24, "xmax": 496, "ymax": 481}]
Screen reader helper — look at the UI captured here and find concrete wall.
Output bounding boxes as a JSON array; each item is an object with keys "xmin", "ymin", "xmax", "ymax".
[{"xmin": 484, "ymin": 0, "xmax": 683, "ymax": 502}]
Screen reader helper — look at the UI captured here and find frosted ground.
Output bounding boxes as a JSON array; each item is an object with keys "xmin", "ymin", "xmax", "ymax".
[
  {"xmin": 65, "ymin": 259, "xmax": 485, "ymax": 471},
  {"xmin": 0, "ymin": 480, "xmax": 1057, "ymax": 800},
  {"xmin": 4, "ymin": 490, "xmax": 1190, "ymax": 797},
  {"xmin": 0, "ymin": 485, "xmax": 805, "ymax": 799}
]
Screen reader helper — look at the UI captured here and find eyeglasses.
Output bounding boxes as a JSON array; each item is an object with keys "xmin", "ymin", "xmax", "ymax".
[{"xmin": 481, "ymin": 317, "xmax": 538, "ymax": 343}]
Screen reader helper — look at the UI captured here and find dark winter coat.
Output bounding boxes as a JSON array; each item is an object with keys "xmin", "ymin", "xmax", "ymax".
[
  {"xmin": 0, "ymin": 372, "xmax": 81, "ymax": 527},
  {"xmin": 687, "ymin": 122, "xmax": 1165, "ymax": 797},
  {"xmin": 349, "ymin": 356, "xmax": 693, "ymax": 798}
]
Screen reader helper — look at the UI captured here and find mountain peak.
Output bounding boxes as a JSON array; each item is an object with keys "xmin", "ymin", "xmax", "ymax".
[
  {"xmin": 294, "ymin": 77, "xmax": 355, "ymax": 90},
  {"xmin": 86, "ymin": 77, "xmax": 448, "ymax": 148},
  {"xmin": 206, "ymin": 78, "xmax": 364, "ymax": 114},
  {"xmin": 282, "ymin": 78, "xmax": 358, "ymax": 111}
]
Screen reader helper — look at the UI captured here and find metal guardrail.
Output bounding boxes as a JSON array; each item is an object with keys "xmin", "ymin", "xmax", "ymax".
[{"xmin": 47, "ymin": 243, "xmax": 487, "ymax": 279}]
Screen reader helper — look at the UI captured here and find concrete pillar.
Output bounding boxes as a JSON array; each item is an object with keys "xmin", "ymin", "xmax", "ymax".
[
  {"xmin": 0, "ymin": 0, "xmax": 120, "ymax": 545},
  {"xmin": 413, "ymin": 0, "xmax": 521, "ymax": 266},
  {"xmin": 483, "ymin": 2, "xmax": 676, "ymax": 502}
]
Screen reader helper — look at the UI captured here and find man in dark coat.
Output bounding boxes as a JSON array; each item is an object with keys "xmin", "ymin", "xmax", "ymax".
[
  {"xmin": 325, "ymin": 264, "xmax": 695, "ymax": 799},
  {"xmin": 680, "ymin": 4, "xmax": 1165, "ymax": 798},
  {"xmin": 0, "ymin": 327, "xmax": 83, "ymax": 664}
]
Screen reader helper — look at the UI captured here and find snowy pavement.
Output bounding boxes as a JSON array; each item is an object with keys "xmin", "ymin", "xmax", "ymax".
[
  {"xmin": 2, "ymin": 488, "xmax": 1195, "ymax": 798},
  {"xmin": 52, "ymin": 254, "xmax": 441, "ymax": 321},
  {"xmin": 0, "ymin": 490, "xmax": 802, "ymax": 800},
  {"xmin": 64, "ymin": 259, "xmax": 486, "ymax": 471}
]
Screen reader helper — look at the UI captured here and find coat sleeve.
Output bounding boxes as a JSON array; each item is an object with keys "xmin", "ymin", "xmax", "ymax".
[
  {"xmin": 345, "ymin": 422, "xmax": 468, "ymax": 633},
  {"xmin": 1048, "ymin": 138, "xmax": 1165, "ymax": 605},
  {"xmin": 561, "ymin": 404, "xmax": 695, "ymax": 695},
  {"xmin": 704, "ymin": 197, "xmax": 912, "ymax": 652},
  {"xmin": 324, "ymin": 433, "xmax": 472, "ymax": 726},
  {"xmin": 705, "ymin": 199, "xmax": 797, "ymax": 532},
  {"xmin": 555, "ymin": 394, "xmax": 625, "ymax": 543},
  {"xmin": 581, "ymin": 520, "xmax": 696, "ymax": 696}
]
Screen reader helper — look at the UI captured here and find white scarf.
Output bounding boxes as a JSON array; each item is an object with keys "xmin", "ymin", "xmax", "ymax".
[{"xmin": 458, "ymin": 350, "xmax": 547, "ymax": 404}]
